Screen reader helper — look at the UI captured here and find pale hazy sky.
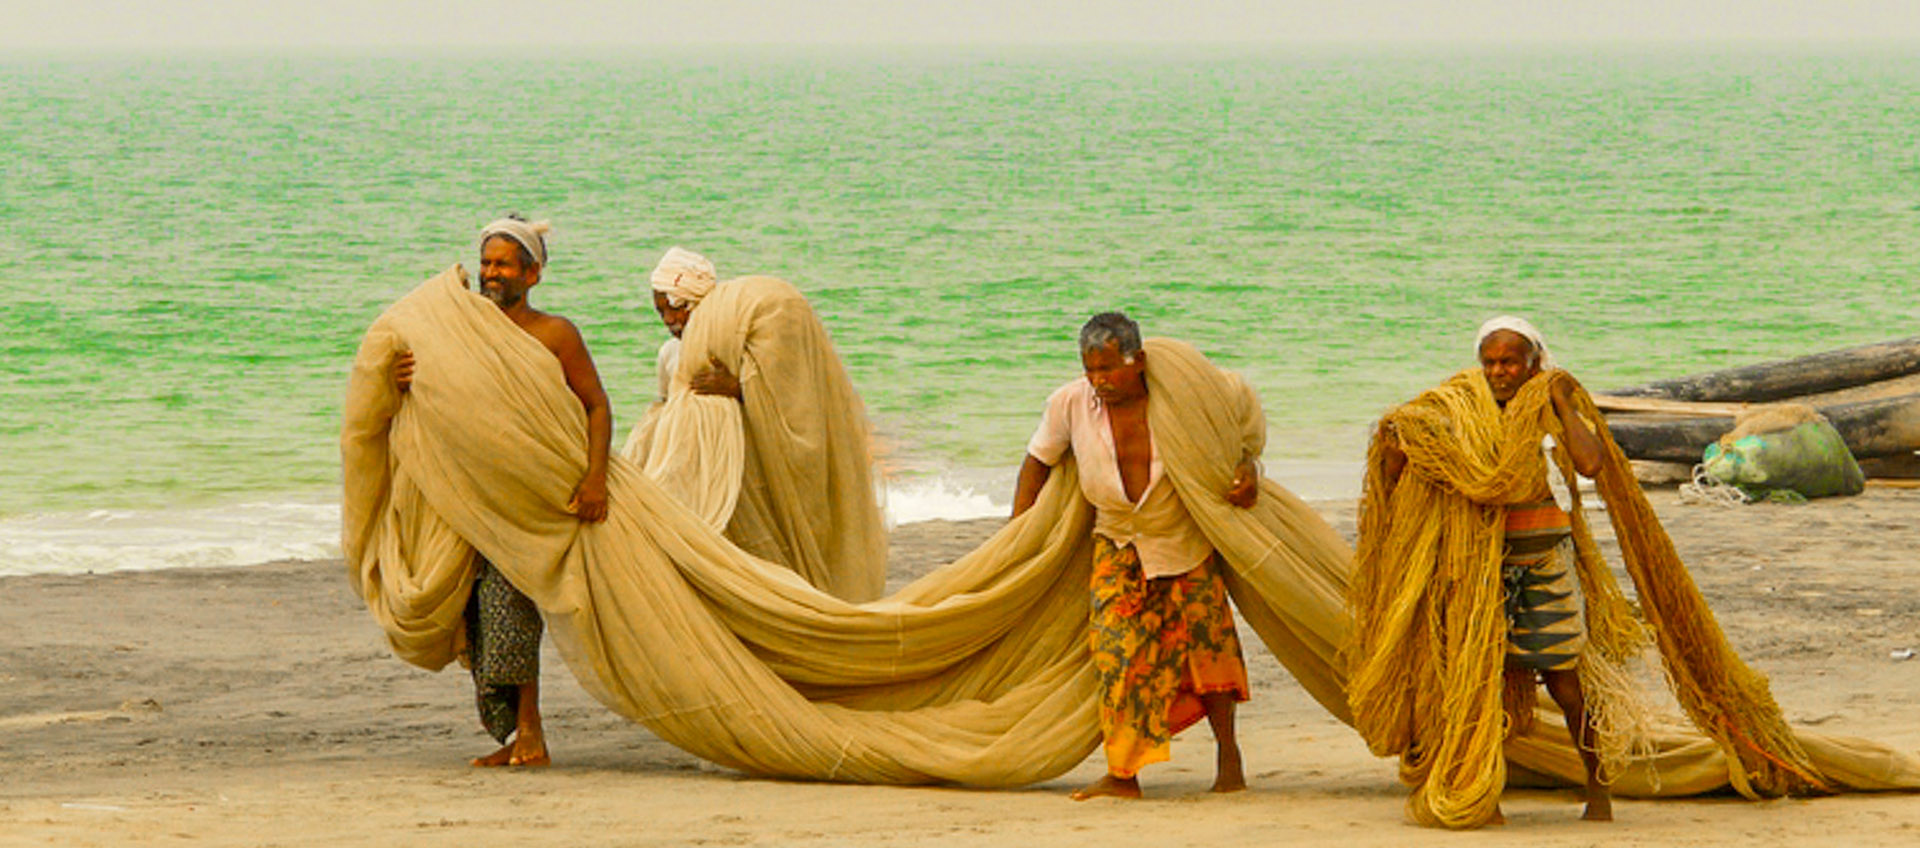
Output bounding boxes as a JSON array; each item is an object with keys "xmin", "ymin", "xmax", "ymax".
[{"xmin": 6, "ymin": 1, "xmax": 1920, "ymax": 49}]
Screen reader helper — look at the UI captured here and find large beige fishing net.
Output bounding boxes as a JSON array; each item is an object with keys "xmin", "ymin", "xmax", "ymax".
[
  {"xmin": 620, "ymin": 275, "xmax": 886, "ymax": 602},
  {"xmin": 344, "ymin": 267, "xmax": 1920, "ymax": 795}
]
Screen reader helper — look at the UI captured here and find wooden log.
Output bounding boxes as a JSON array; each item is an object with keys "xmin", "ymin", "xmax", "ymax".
[
  {"xmin": 1604, "ymin": 393, "xmax": 1920, "ymax": 462},
  {"xmin": 1595, "ymin": 375, "xmax": 1920, "ymax": 416},
  {"xmin": 1859, "ymin": 452, "xmax": 1920, "ymax": 479},
  {"xmin": 1603, "ymin": 336, "xmax": 1920, "ymax": 403},
  {"xmin": 1590, "ymin": 395, "xmax": 1748, "ymax": 417},
  {"xmin": 1607, "ymin": 415, "xmax": 1738, "ymax": 462},
  {"xmin": 1629, "ymin": 460, "xmax": 1696, "ymax": 485},
  {"xmin": 1832, "ymin": 394, "xmax": 1920, "ymax": 458},
  {"xmin": 1789, "ymin": 372, "xmax": 1920, "ymax": 407}
]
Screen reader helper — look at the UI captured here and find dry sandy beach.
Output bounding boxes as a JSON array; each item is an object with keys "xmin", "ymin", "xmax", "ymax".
[{"xmin": 3, "ymin": 489, "xmax": 1918, "ymax": 847}]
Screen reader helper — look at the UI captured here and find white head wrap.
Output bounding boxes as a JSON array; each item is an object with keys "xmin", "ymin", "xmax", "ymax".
[
  {"xmin": 650, "ymin": 246, "xmax": 718, "ymax": 307},
  {"xmin": 478, "ymin": 217, "xmax": 552, "ymax": 267},
  {"xmin": 1474, "ymin": 315, "xmax": 1556, "ymax": 371}
]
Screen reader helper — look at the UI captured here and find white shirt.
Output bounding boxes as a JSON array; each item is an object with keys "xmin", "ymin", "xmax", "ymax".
[{"xmin": 1026, "ymin": 377, "xmax": 1215, "ymax": 579}]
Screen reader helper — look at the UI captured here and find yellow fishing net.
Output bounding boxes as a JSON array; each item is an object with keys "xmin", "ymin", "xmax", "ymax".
[
  {"xmin": 1349, "ymin": 368, "xmax": 1851, "ymax": 828},
  {"xmin": 345, "ymin": 268, "xmax": 1920, "ymax": 798}
]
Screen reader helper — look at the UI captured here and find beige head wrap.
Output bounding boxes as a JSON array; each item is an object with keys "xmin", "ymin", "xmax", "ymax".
[
  {"xmin": 478, "ymin": 217, "xmax": 552, "ymax": 267},
  {"xmin": 1474, "ymin": 315, "xmax": 1556, "ymax": 370},
  {"xmin": 650, "ymin": 246, "xmax": 718, "ymax": 308}
]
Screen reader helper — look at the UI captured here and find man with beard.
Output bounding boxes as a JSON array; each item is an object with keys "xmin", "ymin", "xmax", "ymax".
[{"xmin": 391, "ymin": 215, "xmax": 612, "ymax": 767}]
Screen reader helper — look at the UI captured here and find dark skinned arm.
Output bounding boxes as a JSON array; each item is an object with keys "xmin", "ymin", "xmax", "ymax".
[
  {"xmin": 1011, "ymin": 454, "xmax": 1053, "ymax": 519},
  {"xmin": 1224, "ymin": 455, "xmax": 1259, "ymax": 508},
  {"xmin": 689, "ymin": 355, "xmax": 743, "ymax": 399},
  {"xmin": 1547, "ymin": 373, "xmax": 1604, "ymax": 479},
  {"xmin": 1377, "ymin": 420, "xmax": 1408, "ymax": 490},
  {"xmin": 1223, "ymin": 372, "xmax": 1263, "ymax": 508},
  {"xmin": 539, "ymin": 319, "xmax": 613, "ymax": 523}
]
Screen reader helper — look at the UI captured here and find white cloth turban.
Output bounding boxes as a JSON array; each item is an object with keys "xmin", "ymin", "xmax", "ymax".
[
  {"xmin": 1474, "ymin": 315, "xmax": 1556, "ymax": 371},
  {"xmin": 479, "ymin": 218, "xmax": 551, "ymax": 267},
  {"xmin": 650, "ymin": 246, "xmax": 717, "ymax": 307}
]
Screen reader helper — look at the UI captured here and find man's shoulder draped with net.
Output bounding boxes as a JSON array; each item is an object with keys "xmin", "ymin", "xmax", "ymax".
[
  {"xmin": 622, "ymin": 267, "xmax": 886, "ymax": 603},
  {"xmin": 1013, "ymin": 315, "xmax": 1264, "ymax": 799}
]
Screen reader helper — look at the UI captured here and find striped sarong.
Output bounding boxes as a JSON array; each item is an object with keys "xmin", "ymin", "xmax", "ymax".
[{"xmin": 1501, "ymin": 499, "xmax": 1585, "ymax": 671}]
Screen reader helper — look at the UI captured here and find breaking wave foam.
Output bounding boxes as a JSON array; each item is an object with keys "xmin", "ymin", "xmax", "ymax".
[{"xmin": 0, "ymin": 463, "xmax": 1360, "ymax": 577}]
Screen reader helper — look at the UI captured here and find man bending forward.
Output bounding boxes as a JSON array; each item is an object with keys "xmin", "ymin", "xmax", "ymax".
[{"xmin": 1012, "ymin": 311, "xmax": 1262, "ymax": 800}]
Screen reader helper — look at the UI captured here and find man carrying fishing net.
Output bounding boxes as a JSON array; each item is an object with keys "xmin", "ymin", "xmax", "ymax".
[
  {"xmin": 1011, "ymin": 312, "xmax": 1261, "ymax": 801},
  {"xmin": 1347, "ymin": 316, "xmax": 1833, "ymax": 829}
]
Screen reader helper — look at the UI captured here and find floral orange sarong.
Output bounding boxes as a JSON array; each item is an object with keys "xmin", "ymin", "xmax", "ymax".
[{"xmin": 1089, "ymin": 536, "xmax": 1250, "ymax": 778}]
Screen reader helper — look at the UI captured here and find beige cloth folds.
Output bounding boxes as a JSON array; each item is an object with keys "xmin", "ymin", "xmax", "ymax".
[
  {"xmin": 345, "ymin": 267, "xmax": 1920, "ymax": 797},
  {"xmin": 631, "ymin": 392, "xmax": 746, "ymax": 529},
  {"xmin": 623, "ymin": 275, "xmax": 886, "ymax": 602}
]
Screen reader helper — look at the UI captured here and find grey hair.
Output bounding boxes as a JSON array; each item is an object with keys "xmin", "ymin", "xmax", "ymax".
[{"xmin": 1079, "ymin": 312, "xmax": 1142, "ymax": 358}]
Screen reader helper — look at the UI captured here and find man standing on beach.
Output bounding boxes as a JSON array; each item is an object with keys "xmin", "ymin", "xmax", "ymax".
[
  {"xmin": 1348, "ymin": 316, "xmax": 1612, "ymax": 826},
  {"xmin": 392, "ymin": 216, "xmax": 613, "ymax": 767},
  {"xmin": 1011, "ymin": 311, "xmax": 1261, "ymax": 800},
  {"xmin": 622, "ymin": 247, "xmax": 887, "ymax": 602},
  {"xmin": 641, "ymin": 246, "xmax": 719, "ymax": 403}
]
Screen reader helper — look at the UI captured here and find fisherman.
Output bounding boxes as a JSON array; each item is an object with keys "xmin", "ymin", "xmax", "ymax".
[
  {"xmin": 645, "ymin": 246, "xmax": 717, "ymax": 403},
  {"xmin": 1012, "ymin": 311, "xmax": 1261, "ymax": 800},
  {"xmin": 392, "ymin": 216, "xmax": 613, "ymax": 767},
  {"xmin": 623, "ymin": 247, "xmax": 886, "ymax": 601}
]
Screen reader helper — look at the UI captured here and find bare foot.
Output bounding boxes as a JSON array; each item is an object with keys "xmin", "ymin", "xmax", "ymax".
[
  {"xmin": 470, "ymin": 735, "xmax": 550, "ymax": 768},
  {"xmin": 1582, "ymin": 789, "xmax": 1613, "ymax": 822},
  {"xmin": 471, "ymin": 742, "xmax": 515, "ymax": 767},
  {"xmin": 1211, "ymin": 748, "xmax": 1246, "ymax": 793},
  {"xmin": 507, "ymin": 732, "xmax": 549, "ymax": 767},
  {"xmin": 1071, "ymin": 774, "xmax": 1142, "ymax": 801}
]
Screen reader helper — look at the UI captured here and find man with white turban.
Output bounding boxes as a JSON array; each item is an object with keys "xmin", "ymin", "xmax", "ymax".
[
  {"xmin": 1011, "ymin": 312, "xmax": 1263, "ymax": 801},
  {"xmin": 646, "ymin": 246, "xmax": 720, "ymax": 402},
  {"xmin": 624, "ymin": 248, "xmax": 887, "ymax": 602},
  {"xmin": 387, "ymin": 215, "xmax": 614, "ymax": 768},
  {"xmin": 1353, "ymin": 315, "xmax": 1614, "ymax": 825}
]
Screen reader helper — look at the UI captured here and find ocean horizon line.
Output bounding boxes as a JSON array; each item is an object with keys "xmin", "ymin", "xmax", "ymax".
[{"xmin": 9, "ymin": 38, "xmax": 1920, "ymax": 61}]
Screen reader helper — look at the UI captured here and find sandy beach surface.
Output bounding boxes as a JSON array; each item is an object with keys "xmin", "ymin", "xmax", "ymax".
[{"xmin": 3, "ymin": 488, "xmax": 1918, "ymax": 847}]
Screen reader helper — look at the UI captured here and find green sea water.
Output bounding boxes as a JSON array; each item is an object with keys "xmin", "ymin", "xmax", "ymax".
[{"xmin": 5, "ymin": 45, "xmax": 1919, "ymax": 530}]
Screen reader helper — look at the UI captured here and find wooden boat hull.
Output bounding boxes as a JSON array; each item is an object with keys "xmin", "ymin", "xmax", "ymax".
[
  {"xmin": 1606, "ymin": 393, "xmax": 1920, "ymax": 462},
  {"xmin": 1605, "ymin": 336, "xmax": 1920, "ymax": 403}
]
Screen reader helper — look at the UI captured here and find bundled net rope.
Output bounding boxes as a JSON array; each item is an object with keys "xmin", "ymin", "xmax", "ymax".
[
  {"xmin": 345, "ymin": 268, "xmax": 1920, "ymax": 797},
  {"xmin": 1348, "ymin": 368, "xmax": 1844, "ymax": 829},
  {"xmin": 621, "ymin": 275, "xmax": 887, "ymax": 602},
  {"xmin": 1679, "ymin": 463, "xmax": 1754, "ymax": 507}
]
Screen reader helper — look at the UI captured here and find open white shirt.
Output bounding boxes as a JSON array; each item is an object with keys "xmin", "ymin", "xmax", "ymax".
[{"xmin": 1026, "ymin": 377, "xmax": 1215, "ymax": 579}]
